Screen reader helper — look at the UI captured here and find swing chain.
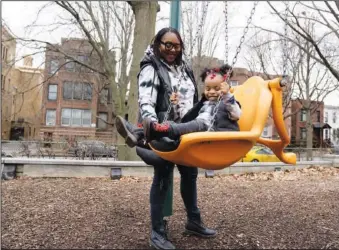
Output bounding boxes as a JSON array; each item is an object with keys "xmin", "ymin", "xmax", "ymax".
[
  {"xmin": 224, "ymin": 1, "xmax": 228, "ymax": 64},
  {"xmin": 162, "ymin": 70, "xmax": 185, "ymax": 123},
  {"xmin": 230, "ymin": 1, "xmax": 258, "ymax": 73},
  {"xmin": 207, "ymin": 1, "xmax": 259, "ymax": 131},
  {"xmin": 282, "ymin": 1, "xmax": 289, "ymax": 77},
  {"xmin": 162, "ymin": 103, "xmax": 172, "ymax": 123},
  {"xmin": 189, "ymin": 1, "xmax": 210, "ymax": 63}
]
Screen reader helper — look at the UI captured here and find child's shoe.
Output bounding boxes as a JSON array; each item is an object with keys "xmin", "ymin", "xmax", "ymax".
[{"xmin": 143, "ymin": 118, "xmax": 172, "ymax": 142}]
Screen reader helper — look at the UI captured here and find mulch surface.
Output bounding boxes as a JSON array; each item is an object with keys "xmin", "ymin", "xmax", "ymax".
[{"xmin": 2, "ymin": 166, "xmax": 339, "ymax": 249}]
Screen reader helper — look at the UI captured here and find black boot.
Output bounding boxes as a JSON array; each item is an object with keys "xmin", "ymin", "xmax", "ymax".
[
  {"xmin": 143, "ymin": 118, "xmax": 173, "ymax": 142},
  {"xmin": 185, "ymin": 219, "xmax": 217, "ymax": 238},
  {"xmin": 150, "ymin": 226, "xmax": 175, "ymax": 249},
  {"xmin": 115, "ymin": 116, "xmax": 141, "ymax": 148}
]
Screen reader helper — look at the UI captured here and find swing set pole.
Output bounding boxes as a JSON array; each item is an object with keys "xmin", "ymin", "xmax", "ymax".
[{"xmin": 163, "ymin": 0, "xmax": 181, "ymax": 218}]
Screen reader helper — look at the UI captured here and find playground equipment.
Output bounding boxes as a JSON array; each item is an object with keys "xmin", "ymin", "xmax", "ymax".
[
  {"xmin": 149, "ymin": 76, "xmax": 297, "ymax": 170},
  {"xmin": 147, "ymin": 1, "xmax": 296, "ymax": 170}
]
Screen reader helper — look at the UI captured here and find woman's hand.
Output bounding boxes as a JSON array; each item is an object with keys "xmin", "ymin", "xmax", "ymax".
[
  {"xmin": 221, "ymin": 82, "xmax": 230, "ymax": 95},
  {"xmin": 170, "ymin": 92, "xmax": 179, "ymax": 105}
]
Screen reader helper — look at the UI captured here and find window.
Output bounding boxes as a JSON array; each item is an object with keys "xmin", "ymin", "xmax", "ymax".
[
  {"xmin": 77, "ymin": 55, "xmax": 89, "ymax": 72},
  {"xmin": 73, "ymin": 82, "xmax": 83, "ymax": 100},
  {"xmin": 1, "ymin": 74, "xmax": 5, "ymax": 90},
  {"xmin": 82, "ymin": 110, "xmax": 91, "ymax": 126},
  {"xmin": 48, "ymin": 84, "xmax": 57, "ymax": 100},
  {"xmin": 71, "ymin": 109, "xmax": 82, "ymax": 126},
  {"xmin": 316, "ymin": 110, "xmax": 320, "ymax": 122},
  {"xmin": 325, "ymin": 129, "xmax": 329, "ymax": 140},
  {"xmin": 46, "ymin": 110, "xmax": 56, "ymax": 126},
  {"xmin": 49, "ymin": 60, "xmax": 59, "ymax": 75},
  {"xmin": 2, "ymin": 46, "xmax": 8, "ymax": 61},
  {"xmin": 230, "ymin": 80, "xmax": 239, "ymax": 87},
  {"xmin": 83, "ymin": 83, "xmax": 92, "ymax": 100},
  {"xmin": 262, "ymin": 126, "xmax": 269, "ymax": 137},
  {"xmin": 65, "ymin": 59, "xmax": 75, "ymax": 72},
  {"xmin": 61, "ymin": 108, "xmax": 91, "ymax": 127},
  {"xmin": 97, "ymin": 113, "xmax": 108, "ymax": 129},
  {"xmin": 300, "ymin": 128, "xmax": 307, "ymax": 139},
  {"xmin": 77, "ymin": 55, "xmax": 88, "ymax": 62},
  {"xmin": 333, "ymin": 112, "xmax": 337, "ymax": 123},
  {"xmin": 300, "ymin": 109, "xmax": 307, "ymax": 121},
  {"xmin": 325, "ymin": 112, "xmax": 328, "ymax": 123},
  {"xmin": 63, "ymin": 81, "xmax": 92, "ymax": 101},
  {"xmin": 256, "ymin": 148, "xmax": 273, "ymax": 155},
  {"xmin": 100, "ymin": 88, "xmax": 109, "ymax": 104},
  {"xmin": 61, "ymin": 109, "xmax": 71, "ymax": 126}
]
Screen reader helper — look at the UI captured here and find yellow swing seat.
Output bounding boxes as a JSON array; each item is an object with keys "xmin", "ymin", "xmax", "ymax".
[{"xmin": 148, "ymin": 76, "xmax": 297, "ymax": 170}]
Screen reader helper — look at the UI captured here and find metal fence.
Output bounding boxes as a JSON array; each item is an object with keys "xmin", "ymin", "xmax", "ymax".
[
  {"xmin": 1, "ymin": 140, "xmax": 338, "ymax": 161},
  {"xmin": 1, "ymin": 140, "xmax": 118, "ymax": 160}
]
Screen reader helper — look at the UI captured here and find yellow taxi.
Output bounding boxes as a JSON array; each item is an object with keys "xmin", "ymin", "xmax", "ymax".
[{"xmin": 241, "ymin": 146, "xmax": 281, "ymax": 162}]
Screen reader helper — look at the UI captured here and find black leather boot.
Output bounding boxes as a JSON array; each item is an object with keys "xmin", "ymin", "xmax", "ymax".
[
  {"xmin": 115, "ymin": 116, "xmax": 142, "ymax": 148},
  {"xmin": 185, "ymin": 219, "xmax": 217, "ymax": 238},
  {"xmin": 150, "ymin": 226, "xmax": 175, "ymax": 250}
]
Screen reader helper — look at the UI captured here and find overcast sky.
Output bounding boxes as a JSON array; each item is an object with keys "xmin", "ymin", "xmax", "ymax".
[{"xmin": 2, "ymin": 1, "xmax": 338, "ymax": 105}]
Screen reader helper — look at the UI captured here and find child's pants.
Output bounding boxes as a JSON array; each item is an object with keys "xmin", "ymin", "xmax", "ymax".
[{"xmin": 169, "ymin": 119, "xmax": 208, "ymax": 139}]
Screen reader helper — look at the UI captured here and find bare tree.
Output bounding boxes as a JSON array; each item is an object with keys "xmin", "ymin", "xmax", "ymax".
[
  {"xmin": 245, "ymin": 18, "xmax": 337, "ymax": 159},
  {"xmin": 4, "ymin": 1, "xmax": 158, "ymax": 160},
  {"xmin": 261, "ymin": 1, "xmax": 339, "ymax": 82},
  {"xmin": 180, "ymin": 1, "xmax": 223, "ymax": 91},
  {"xmin": 243, "ymin": 31, "xmax": 296, "ymax": 121}
]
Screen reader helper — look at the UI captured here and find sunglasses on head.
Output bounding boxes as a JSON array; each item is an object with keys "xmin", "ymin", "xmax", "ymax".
[{"xmin": 160, "ymin": 41, "xmax": 181, "ymax": 51}]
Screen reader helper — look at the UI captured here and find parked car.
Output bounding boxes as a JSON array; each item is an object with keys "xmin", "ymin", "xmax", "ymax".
[
  {"xmin": 242, "ymin": 146, "xmax": 281, "ymax": 162},
  {"xmin": 68, "ymin": 140, "xmax": 117, "ymax": 159},
  {"xmin": 1, "ymin": 151, "xmax": 13, "ymax": 158}
]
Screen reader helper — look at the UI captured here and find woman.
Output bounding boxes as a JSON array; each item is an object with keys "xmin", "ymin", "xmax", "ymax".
[{"xmin": 117, "ymin": 27, "xmax": 216, "ymax": 250}]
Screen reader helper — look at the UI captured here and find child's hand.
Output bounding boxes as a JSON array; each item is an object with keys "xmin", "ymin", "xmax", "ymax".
[
  {"xmin": 170, "ymin": 92, "xmax": 179, "ymax": 105},
  {"xmin": 221, "ymin": 82, "xmax": 230, "ymax": 95}
]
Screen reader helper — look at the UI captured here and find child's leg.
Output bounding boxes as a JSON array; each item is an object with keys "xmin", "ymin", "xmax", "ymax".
[{"xmin": 143, "ymin": 118, "xmax": 207, "ymax": 142}]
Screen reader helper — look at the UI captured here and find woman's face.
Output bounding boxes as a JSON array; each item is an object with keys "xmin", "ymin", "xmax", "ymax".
[{"xmin": 159, "ymin": 32, "xmax": 182, "ymax": 64}]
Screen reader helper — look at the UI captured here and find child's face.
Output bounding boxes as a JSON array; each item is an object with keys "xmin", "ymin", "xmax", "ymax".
[{"xmin": 204, "ymin": 74, "xmax": 224, "ymax": 101}]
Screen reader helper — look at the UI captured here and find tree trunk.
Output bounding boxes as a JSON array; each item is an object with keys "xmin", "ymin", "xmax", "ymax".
[{"xmin": 118, "ymin": 1, "xmax": 159, "ymax": 161}]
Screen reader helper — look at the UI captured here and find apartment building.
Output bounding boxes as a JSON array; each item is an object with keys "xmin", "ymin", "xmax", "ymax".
[
  {"xmin": 1, "ymin": 25, "xmax": 46, "ymax": 140},
  {"xmin": 324, "ymin": 105, "xmax": 339, "ymax": 146},
  {"xmin": 10, "ymin": 56, "xmax": 44, "ymax": 140},
  {"xmin": 290, "ymin": 99, "xmax": 329, "ymax": 147},
  {"xmin": 40, "ymin": 38, "xmax": 115, "ymax": 143}
]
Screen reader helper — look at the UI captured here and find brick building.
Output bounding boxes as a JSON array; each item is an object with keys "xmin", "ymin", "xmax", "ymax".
[
  {"xmin": 40, "ymin": 38, "xmax": 115, "ymax": 143},
  {"xmin": 290, "ymin": 99, "xmax": 330, "ymax": 147}
]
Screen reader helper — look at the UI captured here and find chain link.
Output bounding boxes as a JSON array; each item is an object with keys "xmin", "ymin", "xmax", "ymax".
[
  {"xmin": 208, "ymin": 1, "xmax": 259, "ymax": 131},
  {"xmin": 188, "ymin": 1, "xmax": 210, "ymax": 63},
  {"xmin": 224, "ymin": 1, "xmax": 228, "ymax": 64},
  {"xmin": 282, "ymin": 1, "xmax": 289, "ymax": 77},
  {"xmin": 163, "ymin": 70, "xmax": 185, "ymax": 123}
]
